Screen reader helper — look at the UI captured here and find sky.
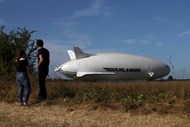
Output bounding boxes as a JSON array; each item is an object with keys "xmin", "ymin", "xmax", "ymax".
[{"xmin": 0, "ymin": 0, "xmax": 190, "ymax": 79}]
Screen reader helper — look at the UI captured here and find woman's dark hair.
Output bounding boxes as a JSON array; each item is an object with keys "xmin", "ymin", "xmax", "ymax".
[{"xmin": 16, "ymin": 49, "xmax": 26, "ymax": 62}]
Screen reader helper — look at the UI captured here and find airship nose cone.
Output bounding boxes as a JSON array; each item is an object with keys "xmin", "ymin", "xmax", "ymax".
[
  {"xmin": 56, "ymin": 61, "xmax": 77, "ymax": 78},
  {"xmin": 54, "ymin": 62, "xmax": 71, "ymax": 73}
]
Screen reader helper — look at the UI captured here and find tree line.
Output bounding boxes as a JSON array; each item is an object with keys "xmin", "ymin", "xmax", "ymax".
[{"xmin": 0, "ymin": 26, "xmax": 37, "ymax": 80}]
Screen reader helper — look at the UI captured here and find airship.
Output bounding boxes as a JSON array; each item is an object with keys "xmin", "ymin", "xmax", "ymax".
[{"xmin": 55, "ymin": 47, "xmax": 170, "ymax": 81}]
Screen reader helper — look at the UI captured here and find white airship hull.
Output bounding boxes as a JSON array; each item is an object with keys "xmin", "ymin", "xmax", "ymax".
[{"xmin": 55, "ymin": 47, "xmax": 170, "ymax": 81}]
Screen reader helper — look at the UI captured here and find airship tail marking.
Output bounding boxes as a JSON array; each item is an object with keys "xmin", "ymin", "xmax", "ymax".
[{"xmin": 67, "ymin": 50, "xmax": 76, "ymax": 60}]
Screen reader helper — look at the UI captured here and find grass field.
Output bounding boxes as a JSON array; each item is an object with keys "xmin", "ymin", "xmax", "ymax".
[{"xmin": 0, "ymin": 79, "xmax": 190, "ymax": 127}]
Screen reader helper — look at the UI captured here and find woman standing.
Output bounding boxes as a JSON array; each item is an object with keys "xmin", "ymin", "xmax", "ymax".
[{"xmin": 15, "ymin": 49, "xmax": 31, "ymax": 106}]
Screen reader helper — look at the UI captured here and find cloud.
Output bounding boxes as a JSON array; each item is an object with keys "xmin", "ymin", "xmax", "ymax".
[
  {"xmin": 71, "ymin": 0, "xmax": 109, "ymax": 19},
  {"xmin": 0, "ymin": 19, "xmax": 12, "ymax": 26},
  {"xmin": 124, "ymin": 39, "xmax": 163, "ymax": 47},
  {"xmin": 146, "ymin": 34, "xmax": 155, "ymax": 40},
  {"xmin": 0, "ymin": 0, "xmax": 6, "ymax": 2},
  {"xmin": 155, "ymin": 42, "xmax": 163, "ymax": 47},
  {"xmin": 179, "ymin": 30, "xmax": 190, "ymax": 37},
  {"xmin": 53, "ymin": 0, "xmax": 110, "ymax": 24},
  {"xmin": 0, "ymin": 19, "xmax": 6, "ymax": 25},
  {"xmin": 125, "ymin": 39, "xmax": 150, "ymax": 45},
  {"xmin": 54, "ymin": 0, "xmax": 109, "ymax": 24},
  {"xmin": 154, "ymin": 16, "xmax": 166, "ymax": 23},
  {"xmin": 52, "ymin": 0, "xmax": 110, "ymax": 49}
]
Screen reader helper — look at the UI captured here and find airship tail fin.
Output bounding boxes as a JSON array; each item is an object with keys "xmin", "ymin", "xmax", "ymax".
[
  {"xmin": 74, "ymin": 47, "xmax": 84, "ymax": 54},
  {"xmin": 73, "ymin": 47, "xmax": 94, "ymax": 59}
]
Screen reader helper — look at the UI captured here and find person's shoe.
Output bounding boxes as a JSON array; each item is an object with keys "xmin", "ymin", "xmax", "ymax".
[
  {"xmin": 18, "ymin": 103, "xmax": 22, "ymax": 106},
  {"xmin": 36, "ymin": 97, "xmax": 46, "ymax": 103},
  {"xmin": 23, "ymin": 102, "xmax": 27, "ymax": 106}
]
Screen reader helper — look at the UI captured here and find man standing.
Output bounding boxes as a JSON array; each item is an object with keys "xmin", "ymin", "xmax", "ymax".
[{"xmin": 36, "ymin": 39, "xmax": 50, "ymax": 101}]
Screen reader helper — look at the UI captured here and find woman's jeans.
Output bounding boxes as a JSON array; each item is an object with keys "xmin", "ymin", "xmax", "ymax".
[{"xmin": 16, "ymin": 72, "xmax": 31, "ymax": 104}]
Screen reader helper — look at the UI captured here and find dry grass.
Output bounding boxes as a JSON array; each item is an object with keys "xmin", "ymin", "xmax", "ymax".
[
  {"xmin": 0, "ymin": 101, "xmax": 190, "ymax": 127},
  {"xmin": 0, "ymin": 79, "xmax": 190, "ymax": 126}
]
